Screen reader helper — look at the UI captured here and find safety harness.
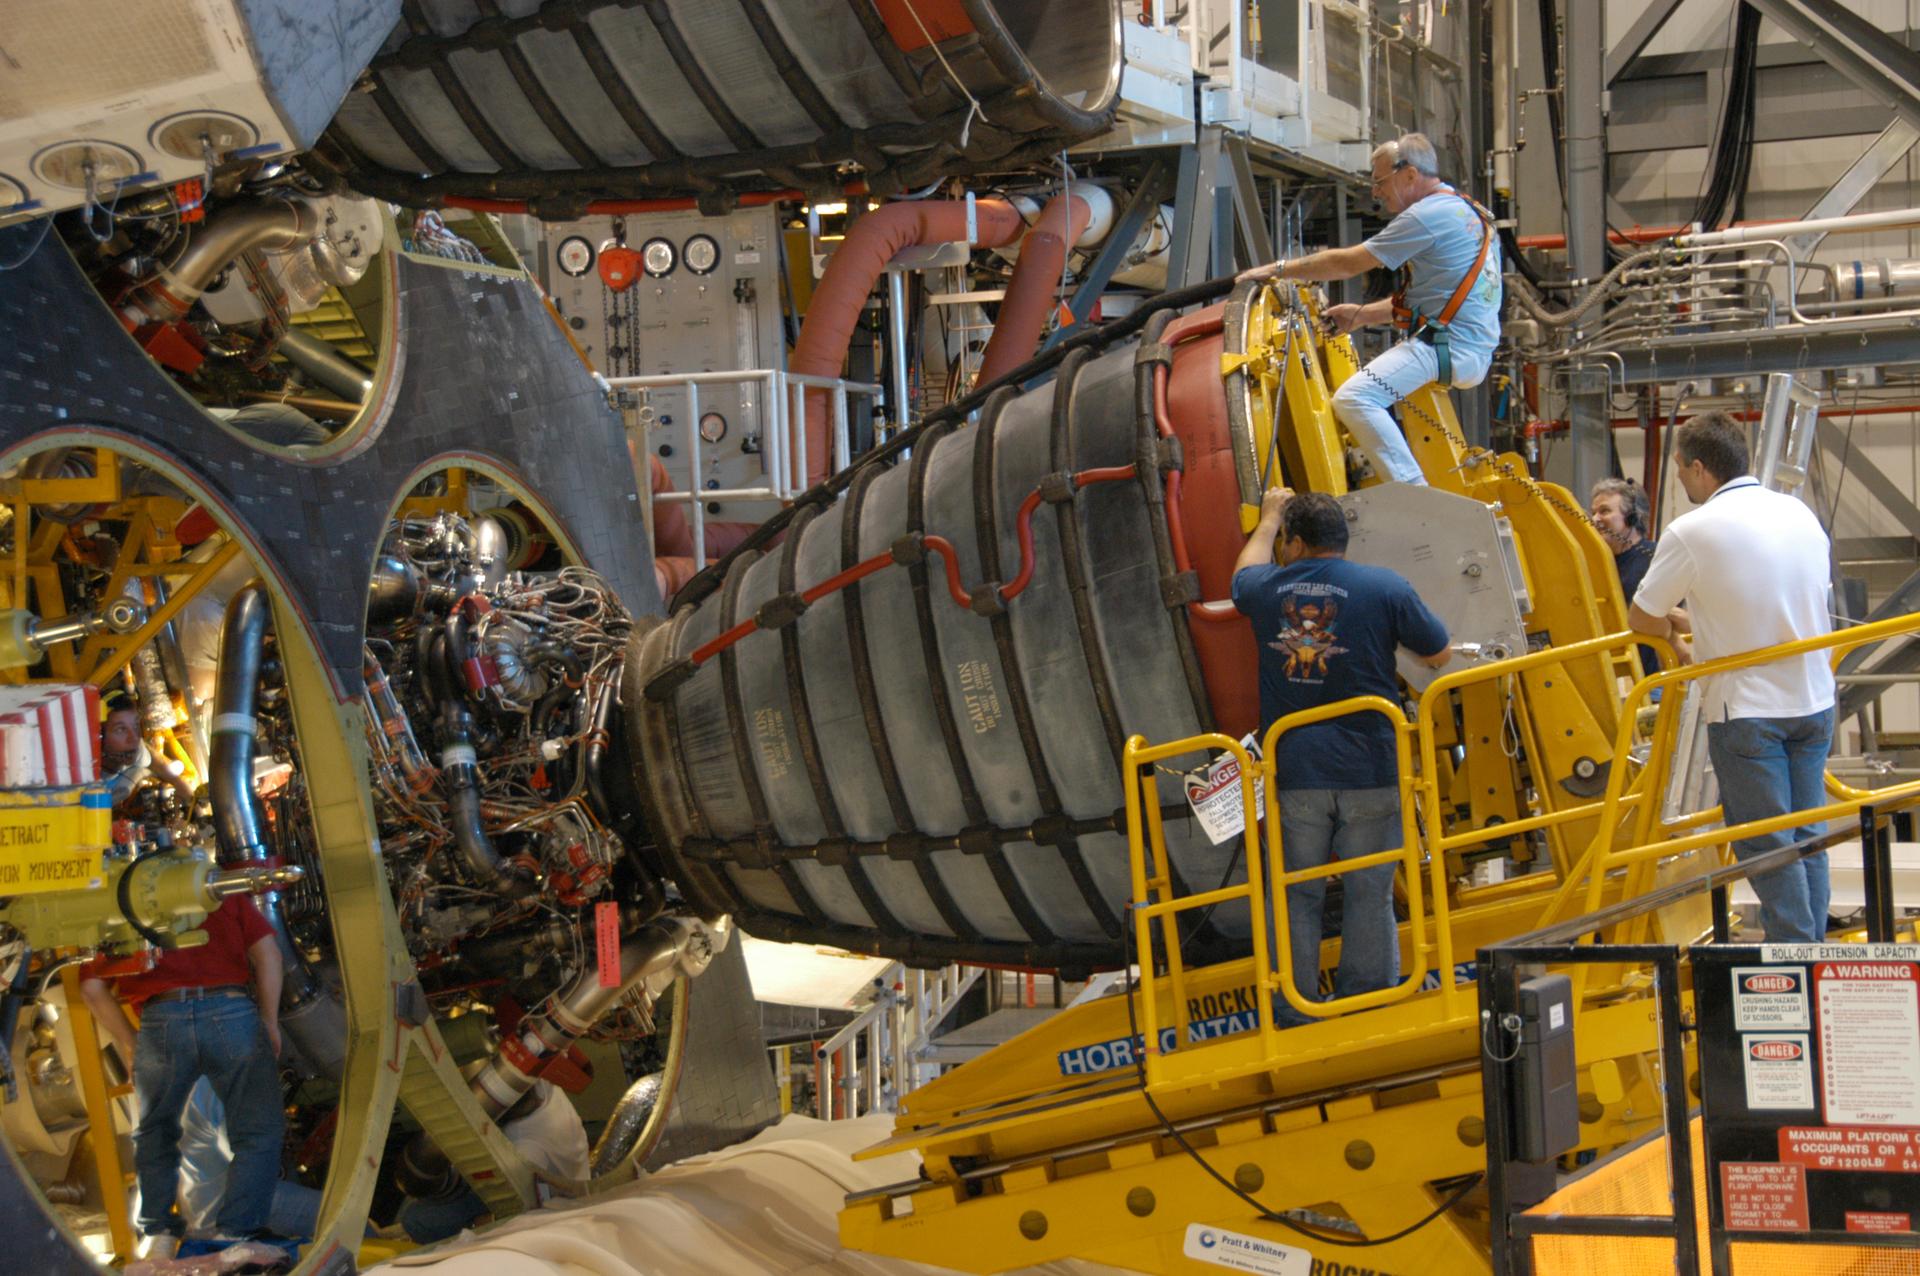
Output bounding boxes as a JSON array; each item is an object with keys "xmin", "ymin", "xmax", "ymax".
[{"xmin": 1390, "ymin": 186, "xmax": 1495, "ymax": 385}]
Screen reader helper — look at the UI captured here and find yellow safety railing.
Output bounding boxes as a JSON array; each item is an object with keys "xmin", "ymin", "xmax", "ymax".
[
  {"xmin": 1122, "ymin": 609, "xmax": 1920, "ymax": 1087},
  {"xmin": 1554, "ymin": 607, "xmax": 1920, "ymax": 930},
  {"xmin": 1412, "ymin": 630, "xmax": 1678, "ymax": 1015},
  {"xmin": 1260, "ymin": 696, "xmax": 1429, "ymax": 1022},
  {"xmin": 1124, "ymin": 732, "xmax": 1280, "ymax": 1087}
]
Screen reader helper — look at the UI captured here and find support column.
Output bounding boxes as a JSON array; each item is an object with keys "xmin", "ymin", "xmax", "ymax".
[{"xmin": 1563, "ymin": 0, "xmax": 1611, "ymax": 497}]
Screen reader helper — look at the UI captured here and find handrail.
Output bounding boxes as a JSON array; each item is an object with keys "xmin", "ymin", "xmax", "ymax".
[
  {"xmin": 1120, "ymin": 607, "xmax": 1920, "ymax": 1086},
  {"xmin": 1126, "ymin": 733, "xmax": 1272, "ymax": 1086},
  {"xmin": 1556, "ymin": 607, "xmax": 1920, "ymax": 932},
  {"xmin": 1260, "ymin": 696, "xmax": 1430, "ymax": 1020},
  {"xmin": 807, "ymin": 961, "xmax": 980, "ymax": 1120},
  {"xmin": 605, "ymin": 369, "xmax": 882, "ymax": 565}
]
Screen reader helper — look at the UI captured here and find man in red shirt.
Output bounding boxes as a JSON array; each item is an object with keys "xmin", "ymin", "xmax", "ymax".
[{"xmin": 79, "ymin": 894, "xmax": 284, "ymax": 1250}]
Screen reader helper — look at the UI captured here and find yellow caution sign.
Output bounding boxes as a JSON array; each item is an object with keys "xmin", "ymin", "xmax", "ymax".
[{"xmin": 0, "ymin": 785, "xmax": 111, "ymax": 895}]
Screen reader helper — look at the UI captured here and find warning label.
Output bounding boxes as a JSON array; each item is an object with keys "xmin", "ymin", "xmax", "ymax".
[
  {"xmin": 1719, "ymin": 1162, "xmax": 1810, "ymax": 1232},
  {"xmin": 1741, "ymin": 1034, "xmax": 1815, "ymax": 1110},
  {"xmin": 1731, "ymin": 965, "xmax": 1808, "ymax": 1031},
  {"xmin": 1779, "ymin": 1126, "xmax": 1920, "ymax": 1174},
  {"xmin": 1184, "ymin": 735, "xmax": 1265, "ymax": 846},
  {"xmin": 1845, "ymin": 1211, "xmax": 1912, "ymax": 1233},
  {"xmin": 1814, "ymin": 962, "xmax": 1920, "ymax": 1126}
]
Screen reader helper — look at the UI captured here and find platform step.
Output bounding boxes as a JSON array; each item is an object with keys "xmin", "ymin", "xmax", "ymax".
[{"xmin": 922, "ymin": 1007, "xmax": 1061, "ymax": 1063}]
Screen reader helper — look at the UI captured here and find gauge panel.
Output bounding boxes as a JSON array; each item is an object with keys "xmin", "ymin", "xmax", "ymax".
[
  {"xmin": 698, "ymin": 412, "xmax": 727, "ymax": 444},
  {"xmin": 641, "ymin": 237, "xmax": 676, "ymax": 277},
  {"xmin": 683, "ymin": 233, "xmax": 720, "ymax": 275},
  {"xmin": 556, "ymin": 235, "xmax": 595, "ymax": 277}
]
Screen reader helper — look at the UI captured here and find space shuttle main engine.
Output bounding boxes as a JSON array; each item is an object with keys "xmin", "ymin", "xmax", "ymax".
[
  {"xmin": 628, "ymin": 277, "xmax": 1618, "ymax": 972},
  {"xmin": 356, "ymin": 509, "xmax": 713, "ymax": 1174}
]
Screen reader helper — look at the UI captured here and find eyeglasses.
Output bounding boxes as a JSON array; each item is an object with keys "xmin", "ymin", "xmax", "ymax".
[{"xmin": 1369, "ymin": 159, "xmax": 1411, "ymax": 191}]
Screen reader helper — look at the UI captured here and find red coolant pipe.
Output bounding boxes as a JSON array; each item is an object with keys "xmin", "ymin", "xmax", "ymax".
[
  {"xmin": 975, "ymin": 191, "xmax": 1093, "ymax": 385},
  {"xmin": 791, "ymin": 198, "xmax": 1029, "ymax": 485}
]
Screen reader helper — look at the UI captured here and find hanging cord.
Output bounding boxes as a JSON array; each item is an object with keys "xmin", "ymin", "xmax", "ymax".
[
  {"xmin": 898, "ymin": 0, "xmax": 991, "ymax": 149},
  {"xmin": 1119, "ymin": 895, "xmax": 1484, "ymax": 1246},
  {"xmin": 0, "ymin": 215, "xmax": 54, "ymax": 272}
]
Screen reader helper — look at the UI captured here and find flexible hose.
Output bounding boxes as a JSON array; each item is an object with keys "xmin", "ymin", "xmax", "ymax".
[{"xmin": 1505, "ymin": 245, "xmax": 1667, "ymax": 328}]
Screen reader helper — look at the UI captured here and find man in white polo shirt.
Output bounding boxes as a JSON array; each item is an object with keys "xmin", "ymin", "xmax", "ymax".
[{"xmin": 1627, "ymin": 410, "xmax": 1835, "ymax": 941}]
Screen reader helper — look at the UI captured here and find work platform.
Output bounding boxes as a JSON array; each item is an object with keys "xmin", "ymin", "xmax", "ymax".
[{"xmin": 839, "ymin": 610, "xmax": 1920, "ymax": 1276}]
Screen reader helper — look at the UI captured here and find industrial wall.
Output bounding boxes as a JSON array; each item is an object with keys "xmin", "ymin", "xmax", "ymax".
[{"xmin": 1513, "ymin": 0, "xmax": 1920, "ymax": 758}]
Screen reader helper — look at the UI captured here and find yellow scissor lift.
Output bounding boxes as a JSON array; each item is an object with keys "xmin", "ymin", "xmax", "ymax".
[{"xmin": 839, "ymin": 287, "xmax": 1920, "ymax": 1275}]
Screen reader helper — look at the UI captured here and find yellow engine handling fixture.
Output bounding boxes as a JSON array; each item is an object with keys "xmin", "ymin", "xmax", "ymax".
[
  {"xmin": 838, "ymin": 290, "xmax": 1920, "ymax": 1275},
  {"xmin": 0, "ymin": 784, "xmax": 301, "ymax": 952}
]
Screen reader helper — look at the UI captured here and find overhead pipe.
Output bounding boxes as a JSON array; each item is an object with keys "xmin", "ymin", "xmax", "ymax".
[
  {"xmin": 975, "ymin": 189, "xmax": 1097, "ymax": 385},
  {"xmin": 790, "ymin": 198, "xmax": 1029, "ymax": 485},
  {"xmin": 443, "ymin": 182, "xmax": 868, "ymax": 218},
  {"xmin": 1676, "ymin": 205, "xmax": 1920, "ymax": 248}
]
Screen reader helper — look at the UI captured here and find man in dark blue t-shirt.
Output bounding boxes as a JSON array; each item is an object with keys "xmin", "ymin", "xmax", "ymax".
[{"xmin": 1232, "ymin": 489, "xmax": 1451, "ymax": 1025}]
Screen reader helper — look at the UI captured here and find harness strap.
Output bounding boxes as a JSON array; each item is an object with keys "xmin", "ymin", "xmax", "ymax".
[{"xmin": 1389, "ymin": 187, "xmax": 1496, "ymax": 364}]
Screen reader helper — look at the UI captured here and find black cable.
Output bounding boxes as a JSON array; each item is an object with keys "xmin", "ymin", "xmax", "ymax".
[
  {"xmin": 1119, "ymin": 871, "xmax": 1485, "ymax": 1248},
  {"xmin": 1690, "ymin": 4, "xmax": 1761, "ymax": 231},
  {"xmin": 116, "ymin": 847, "xmax": 180, "ymax": 951}
]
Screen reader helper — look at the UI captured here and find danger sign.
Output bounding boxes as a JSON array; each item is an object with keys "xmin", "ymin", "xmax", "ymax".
[{"xmin": 1183, "ymin": 735, "xmax": 1264, "ymax": 846}]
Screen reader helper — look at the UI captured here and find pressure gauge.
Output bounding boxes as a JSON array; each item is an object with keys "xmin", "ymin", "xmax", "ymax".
[
  {"xmin": 555, "ymin": 235, "xmax": 594, "ymax": 277},
  {"xmin": 684, "ymin": 233, "xmax": 720, "ymax": 275},
  {"xmin": 698, "ymin": 412, "xmax": 728, "ymax": 444},
  {"xmin": 641, "ymin": 237, "xmax": 676, "ymax": 277}
]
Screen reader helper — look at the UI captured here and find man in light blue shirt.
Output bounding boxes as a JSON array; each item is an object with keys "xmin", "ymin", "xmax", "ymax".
[{"xmin": 1240, "ymin": 133, "xmax": 1501, "ymax": 486}]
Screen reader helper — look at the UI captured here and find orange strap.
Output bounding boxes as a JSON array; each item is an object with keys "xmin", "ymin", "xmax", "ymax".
[{"xmin": 1390, "ymin": 187, "xmax": 1495, "ymax": 331}]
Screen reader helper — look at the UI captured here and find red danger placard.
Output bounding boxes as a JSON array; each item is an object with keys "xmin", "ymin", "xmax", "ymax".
[
  {"xmin": 1846, "ymin": 1211, "xmax": 1912, "ymax": 1233},
  {"xmin": 1720, "ymin": 1162, "xmax": 1810, "ymax": 1231},
  {"xmin": 1779, "ymin": 1126, "xmax": 1920, "ymax": 1174}
]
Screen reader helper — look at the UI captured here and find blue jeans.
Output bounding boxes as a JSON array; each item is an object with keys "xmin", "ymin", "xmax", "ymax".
[
  {"xmin": 1330, "ymin": 340, "xmax": 1491, "ymax": 486},
  {"xmin": 1272, "ymin": 786, "xmax": 1404, "ymax": 1027},
  {"xmin": 178, "ymin": 1077, "xmax": 322, "ymax": 1238},
  {"xmin": 399, "ymin": 1188, "xmax": 488, "ymax": 1243},
  {"xmin": 1706, "ymin": 707, "xmax": 1835, "ymax": 942},
  {"xmin": 133, "ymin": 997, "xmax": 283, "ymax": 1239}
]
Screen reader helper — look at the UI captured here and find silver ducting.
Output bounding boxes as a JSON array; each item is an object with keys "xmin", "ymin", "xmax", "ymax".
[
  {"xmin": 366, "ymin": 553, "xmax": 424, "ymax": 627},
  {"xmin": 211, "ymin": 585, "xmax": 273, "ymax": 866},
  {"xmin": 589, "ymin": 1072, "xmax": 664, "ymax": 1176},
  {"xmin": 472, "ymin": 516, "xmax": 511, "ymax": 589},
  {"xmin": 276, "ymin": 329, "xmax": 374, "ymax": 403},
  {"xmin": 210, "ymin": 581, "xmax": 346, "ymax": 1079},
  {"xmin": 468, "ymin": 916, "xmax": 723, "ymax": 1117},
  {"xmin": 144, "ymin": 199, "xmax": 317, "ymax": 315}
]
